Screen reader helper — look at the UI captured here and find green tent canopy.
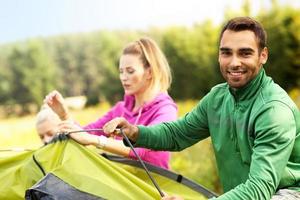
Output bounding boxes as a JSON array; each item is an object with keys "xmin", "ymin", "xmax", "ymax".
[{"xmin": 0, "ymin": 139, "xmax": 216, "ymax": 200}]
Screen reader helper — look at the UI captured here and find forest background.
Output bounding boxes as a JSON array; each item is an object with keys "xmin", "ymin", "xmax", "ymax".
[{"xmin": 0, "ymin": 1, "xmax": 300, "ymax": 195}]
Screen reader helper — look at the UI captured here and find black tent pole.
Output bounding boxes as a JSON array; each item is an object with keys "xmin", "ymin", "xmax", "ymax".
[{"xmin": 119, "ymin": 128, "xmax": 165, "ymax": 197}]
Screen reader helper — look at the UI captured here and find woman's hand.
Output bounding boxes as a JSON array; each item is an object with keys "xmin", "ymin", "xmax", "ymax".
[
  {"xmin": 68, "ymin": 132, "xmax": 98, "ymax": 146},
  {"xmin": 44, "ymin": 90, "xmax": 70, "ymax": 120},
  {"xmin": 58, "ymin": 120, "xmax": 97, "ymax": 146},
  {"xmin": 103, "ymin": 117, "xmax": 139, "ymax": 142}
]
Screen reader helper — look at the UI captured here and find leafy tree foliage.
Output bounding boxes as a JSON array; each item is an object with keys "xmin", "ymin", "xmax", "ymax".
[
  {"xmin": 7, "ymin": 40, "xmax": 55, "ymax": 113},
  {"xmin": 0, "ymin": 49, "xmax": 12, "ymax": 103},
  {"xmin": 259, "ymin": 5, "xmax": 300, "ymax": 90},
  {"xmin": 162, "ymin": 21, "xmax": 221, "ymax": 99},
  {"xmin": 0, "ymin": 5, "xmax": 299, "ymax": 114}
]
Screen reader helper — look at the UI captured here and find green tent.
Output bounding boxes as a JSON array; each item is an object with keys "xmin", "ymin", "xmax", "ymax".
[{"xmin": 0, "ymin": 139, "xmax": 216, "ymax": 199}]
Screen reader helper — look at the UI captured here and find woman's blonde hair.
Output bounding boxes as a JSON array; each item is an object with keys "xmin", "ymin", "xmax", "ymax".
[
  {"xmin": 36, "ymin": 104, "xmax": 60, "ymax": 127},
  {"xmin": 122, "ymin": 37, "xmax": 172, "ymax": 93}
]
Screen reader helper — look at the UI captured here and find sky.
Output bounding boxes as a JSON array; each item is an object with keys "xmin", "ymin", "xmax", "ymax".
[{"xmin": 0, "ymin": 0, "xmax": 299, "ymax": 45}]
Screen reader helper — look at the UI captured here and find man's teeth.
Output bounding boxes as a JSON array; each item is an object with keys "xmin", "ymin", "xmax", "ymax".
[{"xmin": 230, "ymin": 72, "xmax": 243, "ymax": 75}]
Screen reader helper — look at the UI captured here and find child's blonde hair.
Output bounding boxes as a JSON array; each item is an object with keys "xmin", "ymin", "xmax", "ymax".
[{"xmin": 36, "ymin": 104, "xmax": 60, "ymax": 127}]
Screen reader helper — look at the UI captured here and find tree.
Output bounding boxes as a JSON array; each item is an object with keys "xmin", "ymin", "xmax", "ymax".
[
  {"xmin": 161, "ymin": 21, "xmax": 220, "ymax": 100},
  {"xmin": 0, "ymin": 47, "xmax": 12, "ymax": 104},
  {"xmin": 8, "ymin": 40, "xmax": 56, "ymax": 113},
  {"xmin": 83, "ymin": 31, "xmax": 124, "ymax": 105},
  {"xmin": 259, "ymin": 5, "xmax": 300, "ymax": 90}
]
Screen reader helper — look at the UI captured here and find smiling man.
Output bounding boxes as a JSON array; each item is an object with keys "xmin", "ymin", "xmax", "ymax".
[
  {"xmin": 103, "ymin": 17, "xmax": 300, "ymax": 200},
  {"xmin": 218, "ymin": 29, "xmax": 267, "ymax": 89}
]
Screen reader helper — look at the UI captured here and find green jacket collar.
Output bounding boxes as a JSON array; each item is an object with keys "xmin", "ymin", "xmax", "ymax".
[{"xmin": 229, "ymin": 67, "xmax": 267, "ymax": 101}]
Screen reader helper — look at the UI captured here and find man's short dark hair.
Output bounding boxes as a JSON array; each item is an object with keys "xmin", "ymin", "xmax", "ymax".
[{"xmin": 220, "ymin": 17, "xmax": 267, "ymax": 51}]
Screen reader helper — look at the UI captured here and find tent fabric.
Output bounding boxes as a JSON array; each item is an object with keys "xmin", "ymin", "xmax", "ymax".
[
  {"xmin": 0, "ymin": 139, "xmax": 210, "ymax": 200},
  {"xmin": 25, "ymin": 173, "xmax": 103, "ymax": 200},
  {"xmin": 103, "ymin": 154, "xmax": 218, "ymax": 199}
]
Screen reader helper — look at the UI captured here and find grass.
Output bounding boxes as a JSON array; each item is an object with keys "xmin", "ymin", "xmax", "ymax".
[
  {"xmin": 0, "ymin": 102, "xmax": 112, "ymax": 149},
  {"xmin": 0, "ymin": 100, "xmax": 198, "ymax": 149}
]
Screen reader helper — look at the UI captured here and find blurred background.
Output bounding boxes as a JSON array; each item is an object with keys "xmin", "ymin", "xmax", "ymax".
[{"xmin": 1, "ymin": 0, "xmax": 300, "ymax": 195}]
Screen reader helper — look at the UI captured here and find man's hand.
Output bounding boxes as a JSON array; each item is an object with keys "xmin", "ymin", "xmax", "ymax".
[
  {"xmin": 103, "ymin": 117, "xmax": 139, "ymax": 142},
  {"xmin": 44, "ymin": 90, "xmax": 70, "ymax": 120}
]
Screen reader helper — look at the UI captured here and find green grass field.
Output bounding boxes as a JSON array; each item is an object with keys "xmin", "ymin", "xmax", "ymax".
[{"xmin": 0, "ymin": 100, "xmax": 199, "ymax": 149}]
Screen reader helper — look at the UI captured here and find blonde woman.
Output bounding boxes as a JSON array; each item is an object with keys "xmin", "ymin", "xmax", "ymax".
[{"xmin": 44, "ymin": 37, "xmax": 177, "ymax": 169}]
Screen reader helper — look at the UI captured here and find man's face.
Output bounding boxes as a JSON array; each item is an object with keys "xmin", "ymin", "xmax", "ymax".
[{"xmin": 218, "ymin": 30, "xmax": 268, "ymax": 89}]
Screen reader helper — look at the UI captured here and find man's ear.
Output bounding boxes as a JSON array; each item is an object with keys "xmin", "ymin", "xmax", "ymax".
[{"xmin": 260, "ymin": 47, "xmax": 268, "ymax": 65}]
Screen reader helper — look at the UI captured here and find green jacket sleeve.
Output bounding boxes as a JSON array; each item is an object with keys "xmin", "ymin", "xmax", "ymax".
[
  {"xmin": 136, "ymin": 97, "xmax": 211, "ymax": 151},
  {"xmin": 212, "ymin": 102, "xmax": 297, "ymax": 200}
]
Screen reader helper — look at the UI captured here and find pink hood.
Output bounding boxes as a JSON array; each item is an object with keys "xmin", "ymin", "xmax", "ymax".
[{"xmin": 84, "ymin": 93, "xmax": 177, "ymax": 132}]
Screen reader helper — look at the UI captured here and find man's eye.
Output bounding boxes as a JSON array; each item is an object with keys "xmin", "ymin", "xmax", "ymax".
[
  {"xmin": 241, "ymin": 52, "xmax": 252, "ymax": 57},
  {"xmin": 221, "ymin": 51, "xmax": 231, "ymax": 56}
]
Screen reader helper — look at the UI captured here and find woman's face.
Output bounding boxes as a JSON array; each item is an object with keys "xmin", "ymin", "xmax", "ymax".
[
  {"xmin": 119, "ymin": 54, "xmax": 151, "ymax": 96},
  {"xmin": 37, "ymin": 118, "xmax": 59, "ymax": 144}
]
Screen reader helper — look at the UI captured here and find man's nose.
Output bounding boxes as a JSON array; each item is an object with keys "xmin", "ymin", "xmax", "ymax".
[{"xmin": 229, "ymin": 55, "xmax": 242, "ymax": 67}]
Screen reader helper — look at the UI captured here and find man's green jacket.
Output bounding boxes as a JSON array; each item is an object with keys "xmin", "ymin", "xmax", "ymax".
[{"xmin": 136, "ymin": 68, "xmax": 300, "ymax": 200}]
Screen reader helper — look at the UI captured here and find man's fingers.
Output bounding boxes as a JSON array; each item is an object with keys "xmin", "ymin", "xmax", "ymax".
[{"xmin": 103, "ymin": 117, "xmax": 126, "ymax": 134}]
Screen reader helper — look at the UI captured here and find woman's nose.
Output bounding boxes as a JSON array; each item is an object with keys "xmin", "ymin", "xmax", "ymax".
[
  {"xmin": 120, "ymin": 73, "xmax": 128, "ymax": 81},
  {"xmin": 44, "ymin": 135, "xmax": 53, "ymax": 144}
]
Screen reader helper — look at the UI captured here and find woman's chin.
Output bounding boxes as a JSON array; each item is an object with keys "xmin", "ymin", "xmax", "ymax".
[{"xmin": 124, "ymin": 90, "xmax": 133, "ymax": 95}]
